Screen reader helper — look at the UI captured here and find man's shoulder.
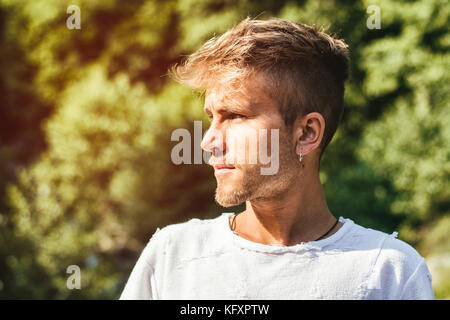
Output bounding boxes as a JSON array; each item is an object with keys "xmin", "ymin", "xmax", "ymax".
[
  {"xmin": 153, "ymin": 214, "xmax": 223, "ymax": 240},
  {"xmin": 344, "ymin": 219, "xmax": 425, "ymax": 271},
  {"xmin": 377, "ymin": 231, "xmax": 426, "ymax": 273},
  {"xmin": 343, "ymin": 220, "xmax": 433, "ymax": 298},
  {"xmin": 145, "ymin": 214, "xmax": 226, "ymax": 256},
  {"xmin": 138, "ymin": 214, "xmax": 226, "ymax": 267}
]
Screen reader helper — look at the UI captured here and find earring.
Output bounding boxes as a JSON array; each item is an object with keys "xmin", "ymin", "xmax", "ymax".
[{"xmin": 299, "ymin": 150, "xmax": 304, "ymax": 168}]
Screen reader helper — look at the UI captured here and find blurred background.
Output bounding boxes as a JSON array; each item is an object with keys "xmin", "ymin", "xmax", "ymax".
[{"xmin": 0, "ymin": 0, "xmax": 448, "ymax": 299}]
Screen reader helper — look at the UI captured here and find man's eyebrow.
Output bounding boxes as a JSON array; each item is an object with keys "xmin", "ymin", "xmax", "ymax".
[{"xmin": 203, "ymin": 103, "xmax": 257, "ymax": 114}]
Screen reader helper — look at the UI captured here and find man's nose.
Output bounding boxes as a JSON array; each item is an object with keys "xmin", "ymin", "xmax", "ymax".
[{"xmin": 201, "ymin": 124, "xmax": 225, "ymax": 156}]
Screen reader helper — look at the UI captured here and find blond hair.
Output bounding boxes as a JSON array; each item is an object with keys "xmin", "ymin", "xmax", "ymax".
[{"xmin": 170, "ymin": 17, "xmax": 349, "ymax": 154}]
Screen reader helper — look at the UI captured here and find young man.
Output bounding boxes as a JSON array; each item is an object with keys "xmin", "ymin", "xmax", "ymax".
[{"xmin": 120, "ymin": 18, "xmax": 434, "ymax": 299}]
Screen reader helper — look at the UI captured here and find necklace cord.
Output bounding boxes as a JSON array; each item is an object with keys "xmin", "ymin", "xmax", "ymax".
[
  {"xmin": 230, "ymin": 213, "xmax": 339, "ymax": 242},
  {"xmin": 315, "ymin": 218, "xmax": 339, "ymax": 241}
]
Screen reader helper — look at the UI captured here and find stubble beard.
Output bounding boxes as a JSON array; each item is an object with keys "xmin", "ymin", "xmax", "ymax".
[
  {"xmin": 214, "ymin": 134, "xmax": 298, "ymax": 208},
  {"xmin": 214, "ymin": 165, "xmax": 259, "ymax": 207}
]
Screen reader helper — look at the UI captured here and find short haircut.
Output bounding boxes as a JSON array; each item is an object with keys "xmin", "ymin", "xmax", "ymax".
[{"xmin": 169, "ymin": 17, "xmax": 349, "ymax": 156}]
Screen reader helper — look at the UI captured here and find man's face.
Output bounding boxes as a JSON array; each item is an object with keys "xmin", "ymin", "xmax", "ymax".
[{"xmin": 201, "ymin": 75, "xmax": 300, "ymax": 207}]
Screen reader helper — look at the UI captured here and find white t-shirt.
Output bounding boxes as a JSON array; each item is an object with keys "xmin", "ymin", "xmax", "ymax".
[{"xmin": 120, "ymin": 213, "xmax": 434, "ymax": 300}]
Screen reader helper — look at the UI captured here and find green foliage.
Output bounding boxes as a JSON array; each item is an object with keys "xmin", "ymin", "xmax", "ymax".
[
  {"xmin": 0, "ymin": 0, "xmax": 448, "ymax": 299},
  {"xmin": 357, "ymin": 0, "xmax": 450, "ymax": 243}
]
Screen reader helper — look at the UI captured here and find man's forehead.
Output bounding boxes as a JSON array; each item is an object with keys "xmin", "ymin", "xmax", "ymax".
[
  {"xmin": 204, "ymin": 87, "xmax": 229, "ymax": 105},
  {"xmin": 204, "ymin": 82, "xmax": 271, "ymax": 111},
  {"xmin": 204, "ymin": 93, "xmax": 262, "ymax": 114}
]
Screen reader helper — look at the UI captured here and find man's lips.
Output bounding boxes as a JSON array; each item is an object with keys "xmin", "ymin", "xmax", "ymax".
[
  {"xmin": 211, "ymin": 164, "xmax": 236, "ymax": 176},
  {"xmin": 213, "ymin": 165, "xmax": 235, "ymax": 170}
]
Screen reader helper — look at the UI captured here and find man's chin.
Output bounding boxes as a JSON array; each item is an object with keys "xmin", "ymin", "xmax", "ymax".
[{"xmin": 214, "ymin": 188, "xmax": 248, "ymax": 208}]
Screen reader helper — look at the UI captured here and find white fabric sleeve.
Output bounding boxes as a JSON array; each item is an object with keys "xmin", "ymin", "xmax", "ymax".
[
  {"xmin": 400, "ymin": 259, "xmax": 434, "ymax": 300},
  {"xmin": 119, "ymin": 257, "xmax": 156, "ymax": 300},
  {"xmin": 119, "ymin": 229, "xmax": 163, "ymax": 300}
]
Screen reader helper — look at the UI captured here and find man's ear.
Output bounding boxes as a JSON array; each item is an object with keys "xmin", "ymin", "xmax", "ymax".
[{"xmin": 293, "ymin": 112, "xmax": 325, "ymax": 157}]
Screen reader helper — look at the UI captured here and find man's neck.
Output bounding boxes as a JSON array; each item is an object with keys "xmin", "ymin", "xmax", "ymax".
[{"xmin": 230, "ymin": 173, "xmax": 341, "ymax": 246}]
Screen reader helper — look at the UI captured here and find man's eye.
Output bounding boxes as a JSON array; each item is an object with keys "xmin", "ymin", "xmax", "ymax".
[{"xmin": 230, "ymin": 114, "xmax": 245, "ymax": 119}]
